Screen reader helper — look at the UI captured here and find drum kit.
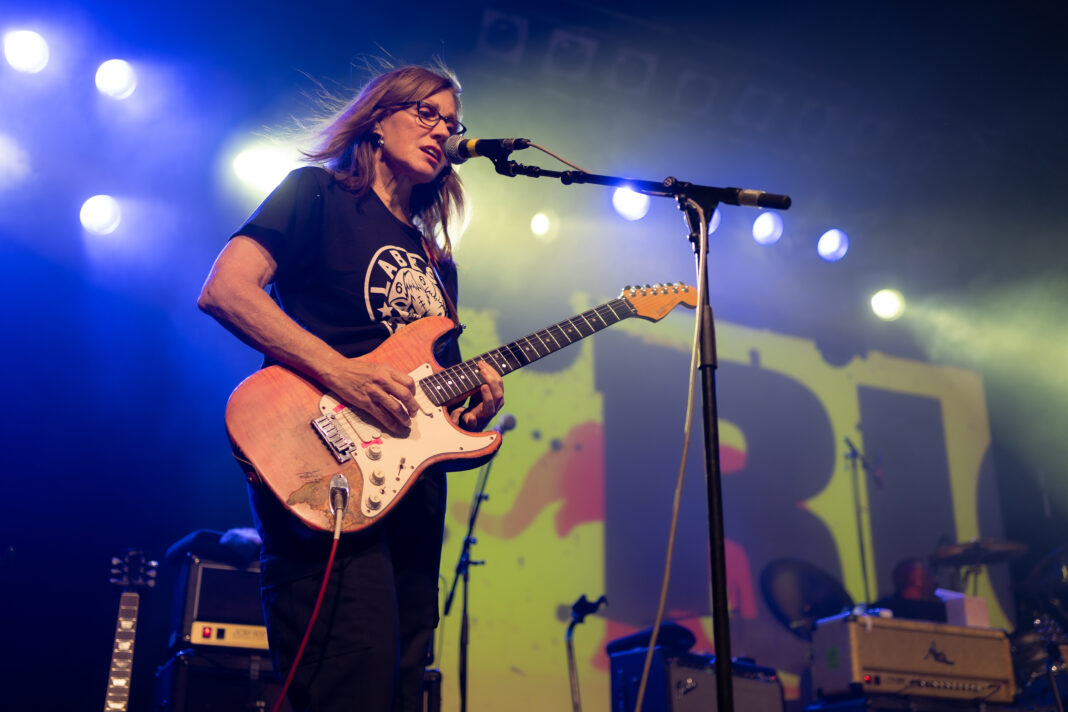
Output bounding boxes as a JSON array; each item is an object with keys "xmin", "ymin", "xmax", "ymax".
[{"xmin": 759, "ymin": 539, "xmax": 1068, "ymax": 703}]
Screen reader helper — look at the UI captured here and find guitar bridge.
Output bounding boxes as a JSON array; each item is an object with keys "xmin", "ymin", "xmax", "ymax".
[{"xmin": 311, "ymin": 414, "xmax": 354, "ymax": 463}]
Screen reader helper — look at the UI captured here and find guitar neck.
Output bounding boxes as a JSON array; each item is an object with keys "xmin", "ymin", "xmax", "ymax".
[
  {"xmin": 420, "ymin": 296, "xmax": 638, "ymax": 405},
  {"xmin": 104, "ymin": 590, "xmax": 140, "ymax": 712}
]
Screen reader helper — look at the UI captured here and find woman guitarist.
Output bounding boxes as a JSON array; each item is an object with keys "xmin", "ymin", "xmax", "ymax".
[{"xmin": 198, "ymin": 64, "xmax": 504, "ymax": 712}]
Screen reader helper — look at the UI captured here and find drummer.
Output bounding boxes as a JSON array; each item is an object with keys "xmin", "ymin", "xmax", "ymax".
[{"xmin": 872, "ymin": 558, "xmax": 948, "ymax": 623}]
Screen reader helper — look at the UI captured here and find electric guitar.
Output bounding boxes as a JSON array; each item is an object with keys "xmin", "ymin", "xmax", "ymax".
[
  {"xmin": 104, "ymin": 549, "xmax": 157, "ymax": 712},
  {"xmin": 226, "ymin": 283, "xmax": 697, "ymax": 534}
]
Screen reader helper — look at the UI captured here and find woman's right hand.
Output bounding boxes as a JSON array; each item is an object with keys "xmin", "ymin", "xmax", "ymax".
[{"xmin": 320, "ymin": 358, "xmax": 419, "ymax": 435}]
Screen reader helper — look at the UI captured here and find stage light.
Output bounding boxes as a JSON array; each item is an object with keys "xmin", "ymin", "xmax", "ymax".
[
  {"xmin": 476, "ymin": 10, "xmax": 528, "ymax": 63},
  {"xmin": 606, "ymin": 49, "xmax": 658, "ymax": 96},
  {"xmin": 531, "ymin": 212, "xmax": 551, "ymax": 236},
  {"xmin": 543, "ymin": 29, "xmax": 597, "ymax": 80},
  {"xmin": 871, "ymin": 289, "xmax": 906, "ymax": 321},
  {"xmin": 817, "ymin": 228, "xmax": 849, "ymax": 262},
  {"xmin": 0, "ymin": 132, "xmax": 30, "ymax": 191},
  {"xmin": 95, "ymin": 59, "xmax": 137, "ymax": 99},
  {"xmin": 752, "ymin": 211, "xmax": 783, "ymax": 245},
  {"xmin": 612, "ymin": 187, "xmax": 650, "ymax": 221},
  {"xmin": 231, "ymin": 144, "xmax": 302, "ymax": 195},
  {"xmin": 80, "ymin": 195, "xmax": 122, "ymax": 235},
  {"xmin": 528, "ymin": 210, "xmax": 559, "ymax": 243},
  {"xmin": 4, "ymin": 30, "xmax": 49, "ymax": 74}
]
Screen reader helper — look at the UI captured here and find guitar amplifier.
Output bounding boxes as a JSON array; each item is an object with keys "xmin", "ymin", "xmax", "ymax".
[
  {"xmin": 154, "ymin": 648, "xmax": 291, "ymax": 712},
  {"xmin": 155, "ymin": 652, "xmax": 441, "ymax": 712},
  {"xmin": 169, "ymin": 554, "xmax": 268, "ymax": 651},
  {"xmin": 812, "ymin": 613, "xmax": 1015, "ymax": 704},
  {"xmin": 610, "ymin": 648, "xmax": 784, "ymax": 712}
]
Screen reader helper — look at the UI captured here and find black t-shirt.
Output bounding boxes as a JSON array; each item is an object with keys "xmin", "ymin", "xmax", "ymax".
[
  {"xmin": 233, "ymin": 166, "xmax": 460, "ymax": 586},
  {"xmin": 235, "ymin": 166, "xmax": 458, "ymax": 362}
]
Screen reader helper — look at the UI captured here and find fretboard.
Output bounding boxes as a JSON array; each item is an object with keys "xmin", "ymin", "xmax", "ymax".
[
  {"xmin": 419, "ymin": 296, "xmax": 638, "ymax": 405},
  {"xmin": 104, "ymin": 591, "xmax": 139, "ymax": 712}
]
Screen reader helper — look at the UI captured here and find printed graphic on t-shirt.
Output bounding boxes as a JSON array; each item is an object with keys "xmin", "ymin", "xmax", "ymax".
[{"xmin": 364, "ymin": 245, "xmax": 447, "ymax": 333}]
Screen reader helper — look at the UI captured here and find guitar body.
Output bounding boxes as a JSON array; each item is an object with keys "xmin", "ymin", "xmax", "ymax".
[
  {"xmin": 226, "ymin": 283, "xmax": 697, "ymax": 535},
  {"xmin": 226, "ymin": 316, "xmax": 500, "ymax": 534}
]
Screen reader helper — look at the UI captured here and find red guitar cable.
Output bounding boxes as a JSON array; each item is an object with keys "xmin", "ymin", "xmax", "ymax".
[{"xmin": 271, "ymin": 485, "xmax": 347, "ymax": 712}]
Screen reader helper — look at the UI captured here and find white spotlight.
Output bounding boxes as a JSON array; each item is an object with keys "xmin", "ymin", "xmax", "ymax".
[
  {"xmin": 4, "ymin": 30, "xmax": 49, "ymax": 74},
  {"xmin": 871, "ymin": 289, "xmax": 906, "ymax": 321},
  {"xmin": 232, "ymin": 144, "xmax": 303, "ymax": 195},
  {"xmin": 95, "ymin": 59, "xmax": 137, "ymax": 99},
  {"xmin": 612, "ymin": 187, "xmax": 650, "ymax": 221},
  {"xmin": 530, "ymin": 212, "xmax": 551, "ymax": 236},
  {"xmin": 752, "ymin": 211, "xmax": 783, "ymax": 245},
  {"xmin": 817, "ymin": 228, "xmax": 849, "ymax": 262},
  {"xmin": 80, "ymin": 195, "xmax": 122, "ymax": 235}
]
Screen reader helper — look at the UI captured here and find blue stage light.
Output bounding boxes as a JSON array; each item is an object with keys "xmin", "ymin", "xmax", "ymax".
[
  {"xmin": 612, "ymin": 187, "xmax": 650, "ymax": 221},
  {"xmin": 80, "ymin": 195, "xmax": 122, "ymax": 235},
  {"xmin": 3, "ymin": 30, "xmax": 49, "ymax": 74},
  {"xmin": 752, "ymin": 211, "xmax": 783, "ymax": 245},
  {"xmin": 817, "ymin": 228, "xmax": 849, "ymax": 262},
  {"xmin": 95, "ymin": 59, "xmax": 137, "ymax": 99}
]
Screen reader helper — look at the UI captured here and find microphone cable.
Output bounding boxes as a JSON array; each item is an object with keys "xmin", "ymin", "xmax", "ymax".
[{"xmin": 632, "ymin": 198, "xmax": 708, "ymax": 712}]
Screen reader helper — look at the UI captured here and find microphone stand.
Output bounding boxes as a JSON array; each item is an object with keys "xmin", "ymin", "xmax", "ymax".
[
  {"xmin": 844, "ymin": 437, "xmax": 881, "ymax": 604},
  {"xmin": 566, "ymin": 594, "xmax": 608, "ymax": 712},
  {"xmin": 844, "ymin": 438, "xmax": 872, "ymax": 605},
  {"xmin": 484, "ymin": 153, "xmax": 791, "ymax": 712},
  {"xmin": 444, "ymin": 418, "xmax": 512, "ymax": 712}
]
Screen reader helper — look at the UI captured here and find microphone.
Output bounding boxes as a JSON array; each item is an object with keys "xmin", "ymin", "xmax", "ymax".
[
  {"xmin": 444, "ymin": 135, "xmax": 531, "ymax": 164},
  {"xmin": 729, "ymin": 188, "xmax": 792, "ymax": 210},
  {"xmin": 494, "ymin": 413, "xmax": 517, "ymax": 433}
]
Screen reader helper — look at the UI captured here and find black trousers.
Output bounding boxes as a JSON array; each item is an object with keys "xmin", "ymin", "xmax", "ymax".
[{"xmin": 262, "ymin": 470, "xmax": 446, "ymax": 712}]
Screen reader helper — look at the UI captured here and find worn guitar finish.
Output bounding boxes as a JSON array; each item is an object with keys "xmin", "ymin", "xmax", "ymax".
[{"xmin": 226, "ymin": 283, "xmax": 696, "ymax": 533}]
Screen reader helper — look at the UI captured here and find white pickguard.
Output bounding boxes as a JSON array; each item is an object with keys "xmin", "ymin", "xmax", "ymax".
[{"xmin": 317, "ymin": 362, "xmax": 498, "ymax": 518}]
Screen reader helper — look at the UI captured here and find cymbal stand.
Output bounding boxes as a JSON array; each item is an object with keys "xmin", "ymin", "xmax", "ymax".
[
  {"xmin": 443, "ymin": 457, "xmax": 494, "ymax": 712},
  {"xmin": 565, "ymin": 594, "xmax": 607, "ymax": 712},
  {"xmin": 1047, "ymin": 644, "xmax": 1065, "ymax": 712},
  {"xmin": 961, "ymin": 563, "xmax": 982, "ymax": 596}
]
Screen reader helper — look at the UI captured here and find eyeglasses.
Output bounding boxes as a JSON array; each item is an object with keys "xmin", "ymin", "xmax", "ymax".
[{"xmin": 388, "ymin": 101, "xmax": 467, "ymax": 136}]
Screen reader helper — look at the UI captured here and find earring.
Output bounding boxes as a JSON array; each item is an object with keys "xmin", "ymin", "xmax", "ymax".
[{"xmin": 375, "ymin": 134, "xmax": 385, "ymax": 147}]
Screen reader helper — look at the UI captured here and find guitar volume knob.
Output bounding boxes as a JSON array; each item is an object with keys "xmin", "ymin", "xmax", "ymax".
[
  {"xmin": 369, "ymin": 471, "xmax": 385, "ymax": 487},
  {"xmin": 366, "ymin": 496, "xmax": 381, "ymax": 511},
  {"xmin": 367, "ymin": 444, "xmax": 383, "ymax": 460}
]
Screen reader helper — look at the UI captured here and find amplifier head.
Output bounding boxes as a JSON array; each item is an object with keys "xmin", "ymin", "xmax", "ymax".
[{"xmin": 168, "ymin": 554, "xmax": 267, "ymax": 651}]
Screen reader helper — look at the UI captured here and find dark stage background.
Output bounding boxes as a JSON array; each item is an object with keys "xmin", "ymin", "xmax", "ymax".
[{"xmin": 1, "ymin": 2, "xmax": 1066, "ymax": 710}]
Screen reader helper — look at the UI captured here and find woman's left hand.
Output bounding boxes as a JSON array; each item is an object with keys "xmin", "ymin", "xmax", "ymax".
[{"xmin": 450, "ymin": 360, "xmax": 505, "ymax": 432}]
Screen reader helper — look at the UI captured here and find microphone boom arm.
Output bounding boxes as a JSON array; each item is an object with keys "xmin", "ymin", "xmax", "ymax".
[{"xmin": 485, "ymin": 159, "xmax": 792, "ymax": 210}]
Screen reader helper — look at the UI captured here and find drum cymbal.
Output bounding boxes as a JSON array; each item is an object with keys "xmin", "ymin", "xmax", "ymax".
[
  {"xmin": 929, "ymin": 539, "xmax": 1027, "ymax": 568},
  {"xmin": 760, "ymin": 558, "xmax": 853, "ymax": 641}
]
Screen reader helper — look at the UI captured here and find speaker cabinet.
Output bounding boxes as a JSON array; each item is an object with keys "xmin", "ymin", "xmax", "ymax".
[
  {"xmin": 155, "ymin": 649, "xmax": 441, "ymax": 712},
  {"xmin": 154, "ymin": 649, "xmax": 291, "ymax": 712},
  {"xmin": 610, "ymin": 647, "xmax": 784, "ymax": 712}
]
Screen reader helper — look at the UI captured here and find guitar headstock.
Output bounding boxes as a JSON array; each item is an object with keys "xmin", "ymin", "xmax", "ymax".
[
  {"xmin": 109, "ymin": 549, "xmax": 158, "ymax": 592},
  {"xmin": 620, "ymin": 283, "xmax": 698, "ymax": 322}
]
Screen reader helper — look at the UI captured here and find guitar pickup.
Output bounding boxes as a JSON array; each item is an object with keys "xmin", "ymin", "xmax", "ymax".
[{"xmin": 311, "ymin": 414, "xmax": 354, "ymax": 463}]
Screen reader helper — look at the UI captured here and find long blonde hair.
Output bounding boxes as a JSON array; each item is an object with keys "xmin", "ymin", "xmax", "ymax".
[{"xmin": 303, "ymin": 64, "xmax": 464, "ymax": 266}]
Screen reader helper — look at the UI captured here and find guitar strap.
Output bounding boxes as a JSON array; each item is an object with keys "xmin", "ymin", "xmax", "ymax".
[{"xmin": 425, "ymin": 246, "xmax": 460, "ymax": 327}]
